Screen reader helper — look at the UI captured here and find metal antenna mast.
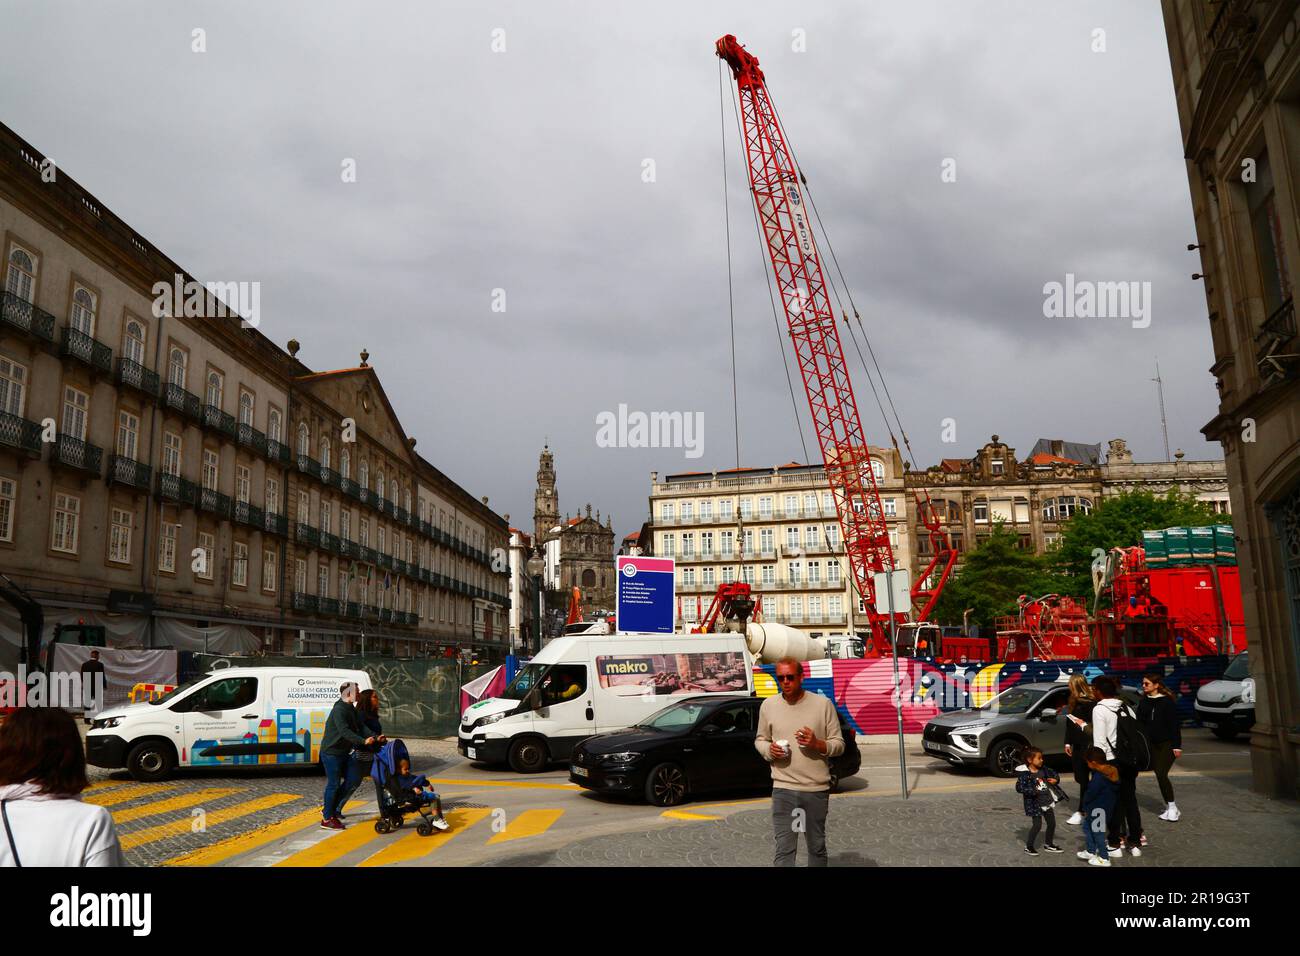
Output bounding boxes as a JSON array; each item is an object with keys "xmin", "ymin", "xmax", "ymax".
[{"xmin": 1153, "ymin": 358, "xmax": 1170, "ymax": 462}]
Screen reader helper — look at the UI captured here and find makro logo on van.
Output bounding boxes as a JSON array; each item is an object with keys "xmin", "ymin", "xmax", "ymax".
[{"xmin": 598, "ymin": 657, "xmax": 652, "ymax": 677}]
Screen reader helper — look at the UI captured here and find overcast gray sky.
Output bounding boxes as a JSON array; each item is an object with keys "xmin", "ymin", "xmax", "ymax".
[{"xmin": 0, "ymin": 1, "xmax": 1219, "ymax": 540}]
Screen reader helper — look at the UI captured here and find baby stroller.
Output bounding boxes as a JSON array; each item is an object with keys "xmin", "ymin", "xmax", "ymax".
[{"xmin": 370, "ymin": 738, "xmax": 443, "ymax": 836}]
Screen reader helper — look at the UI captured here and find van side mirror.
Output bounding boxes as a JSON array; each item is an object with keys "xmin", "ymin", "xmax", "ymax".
[{"xmin": 1039, "ymin": 708, "xmax": 1058, "ymax": 722}]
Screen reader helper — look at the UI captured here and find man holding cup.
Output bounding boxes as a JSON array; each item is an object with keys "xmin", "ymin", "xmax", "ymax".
[{"xmin": 755, "ymin": 657, "xmax": 844, "ymax": 866}]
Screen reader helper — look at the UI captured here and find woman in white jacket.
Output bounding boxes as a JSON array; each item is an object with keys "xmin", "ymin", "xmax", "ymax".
[{"xmin": 0, "ymin": 706, "xmax": 126, "ymax": 867}]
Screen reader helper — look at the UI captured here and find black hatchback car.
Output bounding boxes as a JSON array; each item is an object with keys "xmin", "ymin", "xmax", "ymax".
[{"xmin": 569, "ymin": 694, "xmax": 861, "ymax": 806}]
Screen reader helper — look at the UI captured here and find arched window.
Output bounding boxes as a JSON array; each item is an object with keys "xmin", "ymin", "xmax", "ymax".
[
  {"xmin": 360, "ymin": 459, "xmax": 369, "ymax": 487},
  {"xmin": 320, "ymin": 437, "xmax": 332, "ymax": 470},
  {"xmin": 376, "ymin": 470, "xmax": 385, "ymax": 495},
  {"xmin": 297, "ymin": 422, "xmax": 310, "ymax": 455},
  {"xmin": 404, "ymin": 489, "xmax": 411, "ymax": 513},
  {"xmin": 582, "ymin": 569, "xmax": 596, "ymax": 587},
  {"xmin": 390, "ymin": 479, "xmax": 398, "ymax": 503},
  {"xmin": 168, "ymin": 348, "xmax": 187, "ymax": 387},
  {"xmin": 70, "ymin": 287, "xmax": 96, "ymax": 335},
  {"xmin": 123, "ymin": 320, "xmax": 146, "ymax": 365},
  {"xmin": 869, "ymin": 459, "xmax": 885, "ymax": 483},
  {"xmin": 5, "ymin": 248, "xmax": 36, "ymax": 301},
  {"xmin": 341, "ymin": 448, "xmax": 351, "ymax": 479},
  {"xmin": 238, "ymin": 390, "xmax": 253, "ymax": 426},
  {"xmin": 206, "ymin": 371, "xmax": 223, "ymax": 408},
  {"xmin": 268, "ymin": 408, "xmax": 282, "ymax": 443},
  {"xmin": 944, "ymin": 499, "xmax": 962, "ymax": 523}
]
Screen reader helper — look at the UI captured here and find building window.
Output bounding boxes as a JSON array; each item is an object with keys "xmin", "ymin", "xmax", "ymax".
[
  {"xmin": 786, "ymin": 527, "xmax": 799, "ymax": 549},
  {"xmin": 376, "ymin": 470, "xmax": 385, "ymax": 495},
  {"xmin": 826, "ymin": 525, "xmax": 840, "ymax": 549},
  {"xmin": 62, "ymin": 386, "xmax": 89, "ymax": 441},
  {"xmin": 341, "ymin": 510, "xmax": 351, "ymax": 541},
  {"xmin": 703, "ymin": 566, "xmax": 715, "ymax": 586},
  {"xmin": 1246, "ymin": 151, "xmax": 1293, "ymax": 316},
  {"xmin": 809, "ymin": 596, "xmax": 822, "ymax": 619},
  {"xmin": 722, "ymin": 565, "xmax": 734, "ymax": 584},
  {"xmin": 263, "ymin": 550, "xmax": 277, "ymax": 591},
  {"xmin": 759, "ymin": 528, "xmax": 774, "ymax": 554},
  {"xmin": 238, "ymin": 389, "xmax": 254, "ymax": 426},
  {"xmin": 320, "ymin": 437, "xmax": 331, "ymax": 470},
  {"xmin": 661, "ymin": 532, "xmax": 674, "ymax": 556},
  {"xmin": 116, "ymin": 410, "xmax": 139, "ymax": 460},
  {"xmin": 682, "ymin": 533, "xmax": 694, "ymax": 556},
  {"xmin": 869, "ymin": 459, "xmax": 885, "ymax": 483},
  {"xmin": 828, "ymin": 561, "xmax": 840, "ymax": 584},
  {"xmin": 682, "ymin": 567, "xmax": 695, "ymax": 585},
  {"xmin": 320, "ymin": 500, "xmax": 331, "ymax": 534},
  {"xmin": 973, "ymin": 498, "xmax": 989, "ymax": 523},
  {"xmin": 4, "ymin": 246, "xmax": 37, "ymax": 301},
  {"xmin": 266, "ymin": 477, "xmax": 280, "ymax": 515},
  {"xmin": 295, "ymin": 559, "xmax": 307, "ymax": 594},
  {"xmin": 202, "ymin": 449, "xmax": 219, "ymax": 490},
  {"xmin": 762, "ymin": 565, "xmax": 775, "ymax": 585},
  {"xmin": 883, "ymin": 498, "xmax": 897, "ymax": 518},
  {"xmin": 0, "ymin": 356, "xmax": 27, "ymax": 416},
  {"xmin": 390, "ymin": 479, "xmax": 398, "ymax": 503},
  {"xmin": 720, "ymin": 530, "xmax": 734, "ymax": 557},
  {"xmin": 232, "ymin": 542, "xmax": 248, "ymax": 587},
  {"xmin": 267, "ymin": 407, "xmax": 282, "ymax": 443},
  {"xmin": 108, "ymin": 508, "xmax": 132, "ymax": 564},
  {"xmin": 739, "ymin": 498, "xmax": 752, "ymax": 520},
  {"xmin": 297, "ymin": 422, "xmax": 310, "ymax": 455},
  {"xmin": 159, "ymin": 522, "xmax": 178, "ymax": 572},
  {"xmin": 758, "ymin": 496, "xmax": 773, "ymax": 519},
  {"xmin": 168, "ymin": 347, "xmax": 187, "ymax": 387},
  {"xmin": 0, "ymin": 476, "xmax": 14, "ymax": 542},
  {"xmin": 196, "ymin": 532, "xmax": 215, "ymax": 580},
  {"xmin": 51, "ymin": 493, "xmax": 80, "ymax": 553},
  {"xmin": 122, "ymin": 319, "xmax": 146, "ymax": 365},
  {"xmin": 700, "ymin": 500, "xmax": 713, "ymax": 520},
  {"xmin": 318, "ymin": 564, "xmax": 329, "ymax": 597},
  {"xmin": 298, "ymin": 489, "xmax": 309, "ymax": 523},
  {"xmin": 236, "ymin": 465, "xmax": 250, "ymax": 504},
  {"xmin": 789, "ymin": 596, "xmax": 803, "ymax": 620},
  {"xmin": 991, "ymin": 458, "xmax": 1005, "ymax": 476},
  {"xmin": 69, "ymin": 286, "xmax": 96, "ymax": 336},
  {"xmin": 788, "ymin": 562, "xmax": 801, "ymax": 584},
  {"xmin": 829, "ymin": 595, "xmax": 842, "ymax": 617},
  {"xmin": 808, "ymin": 561, "xmax": 821, "ymax": 583},
  {"xmin": 341, "ymin": 448, "xmax": 351, "ymax": 480},
  {"xmin": 378, "ymin": 525, "xmax": 386, "ymax": 553},
  {"xmin": 205, "ymin": 370, "xmax": 223, "ymax": 408}
]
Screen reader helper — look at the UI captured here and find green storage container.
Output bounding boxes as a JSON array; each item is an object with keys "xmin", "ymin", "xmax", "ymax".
[
  {"xmin": 1190, "ymin": 526, "xmax": 1217, "ymax": 564},
  {"xmin": 1214, "ymin": 525, "xmax": 1237, "ymax": 565},
  {"xmin": 1142, "ymin": 529, "xmax": 1167, "ymax": 566},
  {"xmin": 1164, "ymin": 527, "xmax": 1191, "ymax": 566}
]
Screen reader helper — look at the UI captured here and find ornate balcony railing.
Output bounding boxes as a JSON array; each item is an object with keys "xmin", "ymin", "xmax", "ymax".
[
  {"xmin": 318, "ymin": 597, "xmax": 341, "ymax": 616},
  {"xmin": 107, "ymin": 454, "xmax": 151, "ymax": 491},
  {"xmin": 291, "ymin": 592, "xmax": 319, "ymax": 613},
  {"xmin": 198, "ymin": 487, "xmax": 232, "ymax": 518},
  {"xmin": 358, "ymin": 487, "xmax": 374, "ymax": 507},
  {"xmin": 394, "ymin": 506, "xmax": 409, "ymax": 524},
  {"xmin": 296, "ymin": 523, "xmax": 320, "ymax": 548},
  {"xmin": 53, "ymin": 434, "xmax": 103, "ymax": 475},
  {"xmin": 0, "ymin": 290, "xmax": 56, "ymax": 342},
  {"xmin": 156, "ymin": 472, "xmax": 199, "ymax": 506},
  {"xmin": 60, "ymin": 326, "xmax": 113, "ymax": 375},
  {"xmin": 358, "ymin": 545, "xmax": 376, "ymax": 564},
  {"xmin": 115, "ymin": 358, "xmax": 159, "ymax": 397},
  {"xmin": 202, "ymin": 404, "xmax": 237, "ymax": 437},
  {"xmin": 266, "ymin": 438, "xmax": 291, "ymax": 464},
  {"xmin": 321, "ymin": 466, "xmax": 340, "ymax": 489},
  {"xmin": 0, "ymin": 410, "xmax": 42, "ymax": 455},
  {"xmin": 339, "ymin": 477, "xmax": 358, "ymax": 498},
  {"xmin": 320, "ymin": 531, "xmax": 340, "ymax": 553},
  {"xmin": 263, "ymin": 511, "xmax": 288, "ymax": 536},
  {"xmin": 234, "ymin": 500, "xmax": 265, "ymax": 528},
  {"xmin": 236, "ymin": 423, "xmax": 267, "ymax": 456},
  {"xmin": 296, "ymin": 453, "xmax": 321, "ymax": 480},
  {"xmin": 163, "ymin": 383, "xmax": 202, "ymax": 421},
  {"xmin": 376, "ymin": 552, "xmax": 394, "ymax": 571},
  {"xmin": 339, "ymin": 538, "xmax": 358, "ymax": 559}
]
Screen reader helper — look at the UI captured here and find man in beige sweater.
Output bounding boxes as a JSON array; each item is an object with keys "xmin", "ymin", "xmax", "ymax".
[{"xmin": 755, "ymin": 657, "xmax": 844, "ymax": 866}]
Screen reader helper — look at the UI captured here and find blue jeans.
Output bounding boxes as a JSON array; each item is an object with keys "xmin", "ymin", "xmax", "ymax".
[
  {"xmin": 336, "ymin": 754, "xmax": 369, "ymax": 814},
  {"xmin": 1083, "ymin": 806, "xmax": 1111, "ymax": 856},
  {"xmin": 322, "ymin": 751, "xmax": 352, "ymax": 820}
]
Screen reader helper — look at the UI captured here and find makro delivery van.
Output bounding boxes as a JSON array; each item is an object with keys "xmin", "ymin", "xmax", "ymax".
[
  {"xmin": 458, "ymin": 633, "xmax": 754, "ymax": 773},
  {"xmin": 86, "ymin": 666, "xmax": 371, "ymax": 781}
]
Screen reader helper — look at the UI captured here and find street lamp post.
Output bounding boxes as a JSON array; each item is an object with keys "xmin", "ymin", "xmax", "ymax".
[{"xmin": 526, "ymin": 549, "xmax": 545, "ymax": 656}]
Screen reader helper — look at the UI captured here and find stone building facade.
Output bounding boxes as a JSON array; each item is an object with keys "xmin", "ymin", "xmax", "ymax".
[
  {"xmin": 1162, "ymin": 0, "xmax": 1300, "ymax": 798},
  {"xmin": 531, "ymin": 446, "xmax": 616, "ymax": 612},
  {"xmin": 0, "ymin": 121, "xmax": 509, "ymax": 663}
]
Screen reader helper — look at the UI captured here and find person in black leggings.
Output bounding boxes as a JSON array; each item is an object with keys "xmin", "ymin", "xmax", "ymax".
[
  {"xmin": 1138, "ymin": 673, "xmax": 1182, "ymax": 822},
  {"xmin": 1015, "ymin": 745, "xmax": 1062, "ymax": 855},
  {"xmin": 1063, "ymin": 673, "xmax": 1097, "ymax": 825}
]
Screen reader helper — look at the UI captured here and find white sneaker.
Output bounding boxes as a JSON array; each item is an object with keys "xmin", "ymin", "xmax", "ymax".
[
  {"xmin": 1158, "ymin": 809, "xmax": 1171, "ymax": 820},
  {"xmin": 1165, "ymin": 803, "xmax": 1180, "ymax": 822},
  {"xmin": 1089, "ymin": 854, "xmax": 1112, "ymax": 867},
  {"xmin": 430, "ymin": 815, "xmax": 450, "ymax": 831},
  {"xmin": 1108, "ymin": 846, "xmax": 1124, "ymax": 859},
  {"xmin": 1076, "ymin": 850, "xmax": 1094, "ymax": 860},
  {"xmin": 1066, "ymin": 812, "xmax": 1084, "ymax": 825},
  {"xmin": 1130, "ymin": 846, "xmax": 1142, "ymax": 857}
]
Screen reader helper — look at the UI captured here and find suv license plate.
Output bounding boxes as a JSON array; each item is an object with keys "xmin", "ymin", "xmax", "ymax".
[
  {"xmin": 572, "ymin": 765, "xmax": 589, "ymax": 778},
  {"xmin": 923, "ymin": 742, "xmax": 941, "ymax": 752},
  {"xmin": 466, "ymin": 747, "xmax": 477, "ymax": 759}
]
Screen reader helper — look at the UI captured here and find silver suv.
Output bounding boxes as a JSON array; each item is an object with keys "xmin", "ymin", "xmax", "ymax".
[{"xmin": 922, "ymin": 681, "xmax": 1140, "ymax": 777}]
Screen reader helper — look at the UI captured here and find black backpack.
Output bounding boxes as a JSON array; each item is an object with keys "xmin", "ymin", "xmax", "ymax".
[{"xmin": 1113, "ymin": 704, "xmax": 1152, "ymax": 771}]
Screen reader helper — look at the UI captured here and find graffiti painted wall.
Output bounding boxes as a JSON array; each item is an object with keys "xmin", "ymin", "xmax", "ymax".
[{"xmin": 755, "ymin": 656, "xmax": 1230, "ymax": 737}]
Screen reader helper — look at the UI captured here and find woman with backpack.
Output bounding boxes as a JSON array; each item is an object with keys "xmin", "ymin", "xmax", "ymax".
[
  {"xmin": 1138, "ymin": 673, "xmax": 1182, "ymax": 822},
  {"xmin": 1090, "ymin": 675, "xmax": 1145, "ymax": 857},
  {"xmin": 1063, "ymin": 673, "xmax": 1097, "ymax": 825}
]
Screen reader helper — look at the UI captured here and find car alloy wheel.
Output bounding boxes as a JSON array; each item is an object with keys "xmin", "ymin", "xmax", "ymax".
[
  {"xmin": 988, "ymin": 738, "xmax": 1023, "ymax": 777},
  {"xmin": 646, "ymin": 763, "xmax": 687, "ymax": 806}
]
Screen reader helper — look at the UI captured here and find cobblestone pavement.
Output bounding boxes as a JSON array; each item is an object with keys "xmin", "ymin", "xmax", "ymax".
[{"xmin": 501, "ymin": 769, "xmax": 1300, "ymax": 867}]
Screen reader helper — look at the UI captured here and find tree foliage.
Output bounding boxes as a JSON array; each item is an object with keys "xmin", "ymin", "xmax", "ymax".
[{"xmin": 929, "ymin": 524, "xmax": 1059, "ymax": 628}]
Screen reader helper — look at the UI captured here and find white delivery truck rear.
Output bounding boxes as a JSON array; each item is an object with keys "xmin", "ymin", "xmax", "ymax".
[
  {"xmin": 87, "ymin": 666, "xmax": 371, "ymax": 781},
  {"xmin": 458, "ymin": 633, "xmax": 753, "ymax": 773}
]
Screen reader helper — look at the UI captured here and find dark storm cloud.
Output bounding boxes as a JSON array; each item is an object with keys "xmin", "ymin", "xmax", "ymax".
[{"xmin": 0, "ymin": 1, "xmax": 1219, "ymax": 537}]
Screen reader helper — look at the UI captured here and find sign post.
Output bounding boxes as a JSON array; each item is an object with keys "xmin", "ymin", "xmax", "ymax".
[
  {"xmin": 616, "ymin": 556, "xmax": 675, "ymax": 635},
  {"xmin": 875, "ymin": 568, "xmax": 912, "ymax": 799}
]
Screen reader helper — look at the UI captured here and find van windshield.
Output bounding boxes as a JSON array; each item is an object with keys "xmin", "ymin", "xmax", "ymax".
[
  {"xmin": 150, "ymin": 676, "xmax": 207, "ymax": 705},
  {"xmin": 502, "ymin": 663, "xmax": 548, "ymax": 701},
  {"xmin": 1223, "ymin": 652, "xmax": 1250, "ymax": 681}
]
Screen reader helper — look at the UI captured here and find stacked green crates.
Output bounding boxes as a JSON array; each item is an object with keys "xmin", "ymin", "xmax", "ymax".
[
  {"xmin": 1142, "ymin": 530, "xmax": 1168, "ymax": 567},
  {"xmin": 1213, "ymin": 525, "xmax": 1236, "ymax": 565},
  {"xmin": 1190, "ymin": 526, "xmax": 1217, "ymax": 564},
  {"xmin": 1164, "ymin": 527, "xmax": 1192, "ymax": 566}
]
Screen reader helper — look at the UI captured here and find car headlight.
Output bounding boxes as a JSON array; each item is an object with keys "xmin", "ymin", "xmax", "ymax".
[
  {"xmin": 92, "ymin": 717, "xmax": 121, "ymax": 730},
  {"xmin": 600, "ymin": 752, "xmax": 643, "ymax": 765},
  {"xmin": 953, "ymin": 733, "xmax": 980, "ymax": 751},
  {"xmin": 474, "ymin": 712, "xmax": 506, "ymax": 729},
  {"xmin": 950, "ymin": 722, "xmax": 988, "ymax": 733}
]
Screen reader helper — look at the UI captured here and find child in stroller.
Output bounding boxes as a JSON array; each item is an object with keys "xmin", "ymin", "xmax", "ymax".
[{"xmin": 370, "ymin": 738, "xmax": 450, "ymax": 835}]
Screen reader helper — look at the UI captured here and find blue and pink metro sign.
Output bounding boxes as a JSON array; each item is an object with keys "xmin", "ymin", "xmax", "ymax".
[{"xmin": 616, "ymin": 556, "xmax": 675, "ymax": 634}]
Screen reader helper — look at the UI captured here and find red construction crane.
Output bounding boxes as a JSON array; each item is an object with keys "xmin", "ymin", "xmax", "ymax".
[{"xmin": 715, "ymin": 35, "xmax": 955, "ymax": 653}]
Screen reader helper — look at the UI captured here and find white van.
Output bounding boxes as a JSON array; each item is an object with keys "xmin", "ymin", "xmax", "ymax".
[
  {"xmin": 458, "ymin": 633, "xmax": 754, "ymax": 773},
  {"xmin": 86, "ymin": 666, "xmax": 371, "ymax": 781}
]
